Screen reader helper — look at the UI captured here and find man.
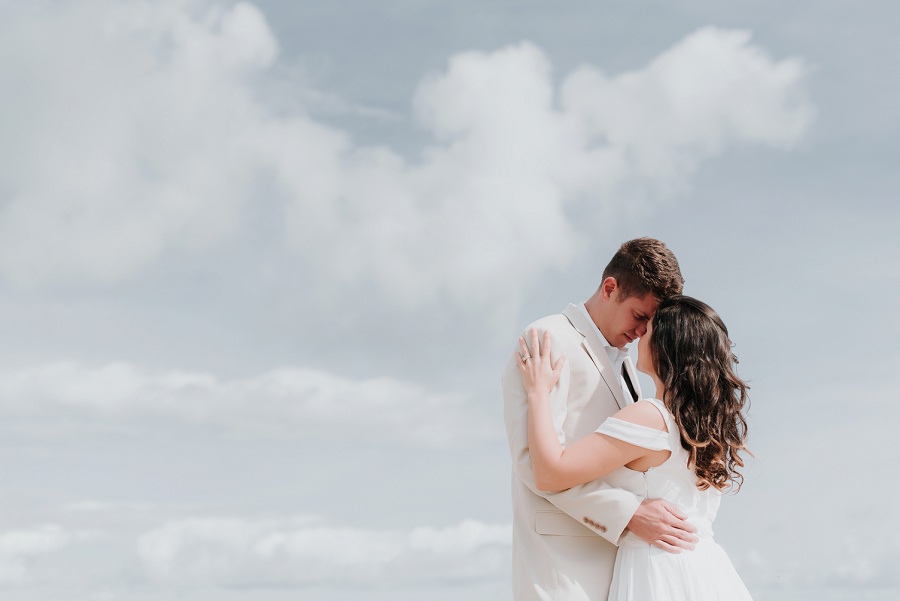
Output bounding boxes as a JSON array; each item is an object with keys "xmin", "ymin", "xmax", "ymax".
[{"xmin": 502, "ymin": 238, "xmax": 697, "ymax": 601}]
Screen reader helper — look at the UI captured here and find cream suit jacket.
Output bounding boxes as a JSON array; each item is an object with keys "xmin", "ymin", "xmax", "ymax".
[{"xmin": 502, "ymin": 304, "xmax": 644, "ymax": 601}]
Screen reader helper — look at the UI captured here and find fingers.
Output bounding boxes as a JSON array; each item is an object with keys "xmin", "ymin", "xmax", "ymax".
[
  {"xmin": 663, "ymin": 509, "xmax": 698, "ymax": 535},
  {"xmin": 542, "ymin": 330, "xmax": 552, "ymax": 357},
  {"xmin": 651, "ymin": 533, "xmax": 697, "ymax": 554},
  {"xmin": 517, "ymin": 329, "xmax": 563, "ymax": 375},
  {"xmin": 657, "ymin": 500, "xmax": 698, "ymax": 534},
  {"xmin": 660, "ymin": 534, "xmax": 694, "ymax": 550},
  {"xmin": 552, "ymin": 354, "xmax": 566, "ymax": 376},
  {"xmin": 518, "ymin": 329, "xmax": 544, "ymax": 363},
  {"xmin": 670, "ymin": 522, "xmax": 698, "ymax": 536},
  {"xmin": 518, "ymin": 336, "xmax": 530, "ymax": 363},
  {"xmin": 661, "ymin": 500, "xmax": 688, "ymax": 521},
  {"xmin": 649, "ymin": 538, "xmax": 683, "ymax": 554},
  {"xmin": 664, "ymin": 526, "xmax": 698, "ymax": 544},
  {"xmin": 652, "ymin": 515, "xmax": 698, "ymax": 544}
]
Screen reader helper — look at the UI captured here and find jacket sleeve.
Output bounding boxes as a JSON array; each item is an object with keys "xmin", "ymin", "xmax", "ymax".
[{"xmin": 501, "ymin": 328, "xmax": 642, "ymax": 545}]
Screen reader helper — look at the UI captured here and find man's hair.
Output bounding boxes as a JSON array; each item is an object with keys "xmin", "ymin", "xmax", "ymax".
[{"xmin": 601, "ymin": 237, "xmax": 684, "ymax": 300}]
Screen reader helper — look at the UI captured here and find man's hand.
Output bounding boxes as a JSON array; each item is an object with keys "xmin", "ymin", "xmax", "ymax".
[{"xmin": 627, "ymin": 498, "xmax": 698, "ymax": 553}]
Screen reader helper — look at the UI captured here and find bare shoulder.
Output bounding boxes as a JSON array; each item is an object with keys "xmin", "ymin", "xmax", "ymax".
[{"xmin": 612, "ymin": 399, "xmax": 667, "ymax": 432}]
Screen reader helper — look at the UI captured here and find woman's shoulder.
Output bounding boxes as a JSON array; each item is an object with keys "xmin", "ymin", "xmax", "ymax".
[{"xmin": 611, "ymin": 399, "xmax": 668, "ymax": 432}]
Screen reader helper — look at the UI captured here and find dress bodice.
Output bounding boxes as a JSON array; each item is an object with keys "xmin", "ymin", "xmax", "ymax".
[
  {"xmin": 596, "ymin": 398, "xmax": 720, "ymax": 541},
  {"xmin": 594, "ymin": 398, "xmax": 753, "ymax": 600}
]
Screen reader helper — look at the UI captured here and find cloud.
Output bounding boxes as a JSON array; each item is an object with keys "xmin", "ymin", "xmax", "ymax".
[
  {"xmin": 0, "ymin": 1, "xmax": 812, "ymax": 311},
  {"xmin": 735, "ymin": 537, "xmax": 900, "ymax": 591},
  {"xmin": 276, "ymin": 30, "xmax": 813, "ymax": 309},
  {"xmin": 0, "ymin": 360, "xmax": 498, "ymax": 446},
  {"xmin": 716, "ymin": 370, "xmax": 900, "ymax": 593},
  {"xmin": 0, "ymin": 510, "xmax": 511, "ymax": 593},
  {"xmin": 0, "ymin": 0, "xmax": 278, "ymax": 286},
  {"xmin": 0, "ymin": 524, "xmax": 85, "ymax": 587},
  {"xmin": 136, "ymin": 516, "xmax": 511, "ymax": 587},
  {"xmin": 3, "ymin": 509, "xmax": 899, "ymax": 596},
  {"xmin": 560, "ymin": 27, "xmax": 814, "ymax": 183},
  {"xmin": 277, "ymin": 42, "xmax": 587, "ymax": 309}
]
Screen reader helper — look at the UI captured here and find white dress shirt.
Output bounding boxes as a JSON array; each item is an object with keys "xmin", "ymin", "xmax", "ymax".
[{"xmin": 580, "ymin": 303, "xmax": 635, "ymax": 404}]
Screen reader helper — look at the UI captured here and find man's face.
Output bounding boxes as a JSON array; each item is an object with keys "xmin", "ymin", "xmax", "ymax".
[
  {"xmin": 636, "ymin": 317, "xmax": 654, "ymax": 375},
  {"xmin": 600, "ymin": 289, "xmax": 658, "ymax": 349}
]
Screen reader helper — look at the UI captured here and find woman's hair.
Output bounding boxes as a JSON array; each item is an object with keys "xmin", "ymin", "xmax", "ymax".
[{"xmin": 648, "ymin": 295, "xmax": 750, "ymax": 492}]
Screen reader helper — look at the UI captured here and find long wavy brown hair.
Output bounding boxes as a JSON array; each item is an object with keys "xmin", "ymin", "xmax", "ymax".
[{"xmin": 648, "ymin": 295, "xmax": 750, "ymax": 492}]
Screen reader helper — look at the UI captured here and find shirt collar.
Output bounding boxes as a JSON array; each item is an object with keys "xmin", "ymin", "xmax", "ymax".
[{"xmin": 579, "ymin": 303, "xmax": 628, "ymax": 360}]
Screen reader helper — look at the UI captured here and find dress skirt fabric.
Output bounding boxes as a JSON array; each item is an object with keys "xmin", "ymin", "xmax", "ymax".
[
  {"xmin": 596, "ymin": 399, "xmax": 753, "ymax": 601},
  {"xmin": 609, "ymin": 533, "xmax": 753, "ymax": 601}
]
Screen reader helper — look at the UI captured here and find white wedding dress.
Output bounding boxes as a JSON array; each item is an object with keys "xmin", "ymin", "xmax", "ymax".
[{"xmin": 596, "ymin": 398, "xmax": 753, "ymax": 601}]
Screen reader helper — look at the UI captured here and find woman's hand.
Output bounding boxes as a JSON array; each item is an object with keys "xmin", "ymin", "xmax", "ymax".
[{"xmin": 517, "ymin": 329, "xmax": 566, "ymax": 398}]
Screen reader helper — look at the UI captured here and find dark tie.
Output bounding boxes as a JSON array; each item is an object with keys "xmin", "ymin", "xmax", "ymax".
[{"xmin": 622, "ymin": 363, "xmax": 638, "ymax": 402}]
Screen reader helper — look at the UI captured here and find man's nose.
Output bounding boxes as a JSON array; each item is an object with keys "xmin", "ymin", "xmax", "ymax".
[{"xmin": 636, "ymin": 323, "xmax": 648, "ymax": 337}]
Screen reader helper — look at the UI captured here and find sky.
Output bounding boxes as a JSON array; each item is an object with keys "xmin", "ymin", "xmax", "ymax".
[{"xmin": 0, "ymin": 1, "xmax": 898, "ymax": 599}]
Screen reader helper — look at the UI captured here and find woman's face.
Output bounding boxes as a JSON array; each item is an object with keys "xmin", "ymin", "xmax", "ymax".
[{"xmin": 636, "ymin": 317, "xmax": 654, "ymax": 377}]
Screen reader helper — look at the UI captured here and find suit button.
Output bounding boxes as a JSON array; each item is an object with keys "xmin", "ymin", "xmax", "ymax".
[{"xmin": 598, "ymin": 524, "xmax": 607, "ymax": 533}]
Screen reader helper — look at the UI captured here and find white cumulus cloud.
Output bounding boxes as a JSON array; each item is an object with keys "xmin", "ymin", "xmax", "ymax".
[
  {"xmin": 0, "ymin": 360, "xmax": 497, "ymax": 446},
  {"xmin": 0, "ymin": 512, "xmax": 511, "ymax": 593},
  {"xmin": 136, "ymin": 516, "xmax": 510, "ymax": 587},
  {"xmin": 0, "ymin": 524, "xmax": 80, "ymax": 586},
  {"xmin": 560, "ymin": 27, "xmax": 814, "ymax": 182},
  {"xmin": 0, "ymin": 1, "xmax": 813, "ymax": 310},
  {"xmin": 0, "ymin": 0, "xmax": 277, "ymax": 286},
  {"xmin": 275, "ymin": 30, "xmax": 814, "ymax": 308}
]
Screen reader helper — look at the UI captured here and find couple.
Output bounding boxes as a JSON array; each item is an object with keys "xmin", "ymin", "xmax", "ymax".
[{"xmin": 502, "ymin": 238, "xmax": 753, "ymax": 600}]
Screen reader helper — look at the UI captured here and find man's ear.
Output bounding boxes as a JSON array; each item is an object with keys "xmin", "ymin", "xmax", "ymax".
[{"xmin": 599, "ymin": 277, "xmax": 618, "ymax": 302}]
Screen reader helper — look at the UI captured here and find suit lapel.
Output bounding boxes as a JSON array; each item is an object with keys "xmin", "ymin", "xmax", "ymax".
[{"xmin": 561, "ymin": 304, "xmax": 628, "ymax": 410}]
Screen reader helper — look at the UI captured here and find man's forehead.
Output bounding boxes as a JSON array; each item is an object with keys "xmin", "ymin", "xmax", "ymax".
[{"xmin": 630, "ymin": 294, "xmax": 659, "ymax": 314}]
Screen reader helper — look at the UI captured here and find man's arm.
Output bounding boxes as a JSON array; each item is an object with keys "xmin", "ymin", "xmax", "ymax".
[{"xmin": 502, "ymin": 331, "xmax": 696, "ymax": 550}]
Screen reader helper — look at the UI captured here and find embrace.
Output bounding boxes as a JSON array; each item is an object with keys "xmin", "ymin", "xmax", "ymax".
[{"xmin": 502, "ymin": 238, "xmax": 753, "ymax": 600}]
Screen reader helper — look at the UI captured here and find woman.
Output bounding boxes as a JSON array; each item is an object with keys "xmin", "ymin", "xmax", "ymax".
[{"xmin": 519, "ymin": 295, "xmax": 753, "ymax": 600}]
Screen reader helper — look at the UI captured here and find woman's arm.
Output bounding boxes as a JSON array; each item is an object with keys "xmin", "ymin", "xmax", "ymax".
[{"xmin": 518, "ymin": 329, "xmax": 664, "ymax": 492}]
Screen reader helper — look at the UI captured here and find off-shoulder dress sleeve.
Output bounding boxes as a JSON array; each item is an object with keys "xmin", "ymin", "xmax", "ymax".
[{"xmin": 595, "ymin": 417, "xmax": 669, "ymax": 451}]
